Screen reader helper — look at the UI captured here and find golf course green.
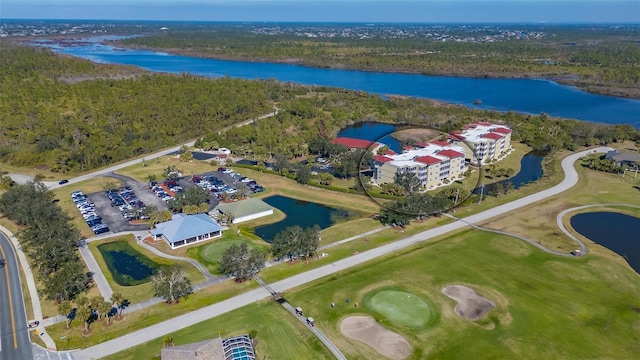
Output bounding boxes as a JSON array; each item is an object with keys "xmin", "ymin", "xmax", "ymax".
[{"xmin": 368, "ymin": 290, "xmax": 435, "ymax": 329}]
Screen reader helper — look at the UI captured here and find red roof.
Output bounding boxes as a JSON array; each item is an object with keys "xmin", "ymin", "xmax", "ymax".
[
  {"xmin": 331, "ymin": 137, "xmax": 377, "ymax": 149},
  {"xmin": 437, "ymin": 149, "xmax": 465, "ymax": 158},
  {"xmin": 373, "ymin": 155, "xmax": 393, "ymax": 163},
  {"xmin": 463, "ymin": 124, "xmax": 478, "ymax": 130},
  {"xmin": 403, "ymin": 145, "xmax": 415, "ymax": 151},
  {"xmin": 477, "ymin": 121, "xmax": 493, "ymax": 126},
  {"xmin": 451, "ymin": 130, "xmax": 462, "ymax": 135},
  {"xmin": 430, "ymin": 140, "xmax": 451, "ymax": 147},
  {"xmin": 482, "ymin": 133, "xmax": 503, "ymax": 140},
  {"xmin": 383, "ymin": 149, "xmax": 397, "ymax": 155},
  {"xmin": 491, "ymin": 127, "xmax": 512, "ymax": 134},
  {"xmin": 448, "ymin": 134, "xmax": 465, "ymax": 141},
  {"xmin": 415, "ymin": 155, "xmax": 442, "ymax": 165},
  {"xmin": 415, "ymin": 141, "xmax": 428, "ymax": 148}
]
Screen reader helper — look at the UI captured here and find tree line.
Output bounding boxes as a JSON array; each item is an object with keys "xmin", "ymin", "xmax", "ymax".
[
  {"xmin": 0, "ymin": 181, "xmax": 91, "ymax": 301},
  {"xmin": 120, "ymin": 25, "xmax": 640, "ymax": 98},
  {"xmin": 2, "ymin": 42, "xmax": 639, "ymax": 180}
]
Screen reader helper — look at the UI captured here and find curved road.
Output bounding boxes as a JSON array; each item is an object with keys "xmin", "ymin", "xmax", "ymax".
[
  {"xmin": 62, "ymin": 147, "xmax": 615, "ymax": 359},
  {"xmin": 557, "ymin": 203, "xmax": 640, "ymax": 255},
  {"xmin": 0, "ymin": 232, "xmax": 32, "ymax": 360}
]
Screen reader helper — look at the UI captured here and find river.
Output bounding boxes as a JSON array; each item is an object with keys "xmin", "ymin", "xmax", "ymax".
[{"xmin": 34, "ymin": 35, "xmax": 640, "ymax": 126}]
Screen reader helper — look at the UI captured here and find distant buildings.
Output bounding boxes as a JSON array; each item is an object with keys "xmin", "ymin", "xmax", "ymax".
[
  {"xmin": 605, "ymin": 150, "xmax": 640, "ymax": 168},
  {"xmin": 372, "ymin": 122, "xmax": 512, "ymax": 191}
]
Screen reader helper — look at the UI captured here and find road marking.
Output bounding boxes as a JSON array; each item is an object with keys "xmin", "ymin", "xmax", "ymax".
[{"xmin": 0, "ymin": 243, "xmax": 18, "ymax": 349}]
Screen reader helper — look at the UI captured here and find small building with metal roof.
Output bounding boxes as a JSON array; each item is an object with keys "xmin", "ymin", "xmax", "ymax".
[
  {"xmin": 216, "ymin": 198, "xmax": 274, "ymax": 224},
  {"xmin": 151, "ymin": 213, "xmax": 222, "ymax": 249}
]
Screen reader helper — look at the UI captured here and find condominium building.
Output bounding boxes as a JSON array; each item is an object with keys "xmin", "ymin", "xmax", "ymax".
[
  {"xmin": 373, "ymin": 141, "xmax": 467, "ymax": 190},
  {"xmin": 372, "ymin": 122, "xmax": 512, "ymax": 191},
  {"xmin": 448, "ymin": 122, "xmax": 512, "ymax": 165}
]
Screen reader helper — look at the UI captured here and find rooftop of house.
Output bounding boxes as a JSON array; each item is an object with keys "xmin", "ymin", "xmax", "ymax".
[{"xmin": 151, "ymin": 213, "xmax": 221, "ymax": 244}]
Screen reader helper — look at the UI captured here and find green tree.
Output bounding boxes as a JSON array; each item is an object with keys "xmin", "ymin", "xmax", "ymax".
[
  {"xmin": 179, "ymin": 145, "xmax": 193, "ymax": 162},
  {"xmin": 394, "ymin": 171, "xmax": 421, "ymax": 196},
  {"xmin": 151, "ymin": 265, "xmax": 193, "ymax": 303},
  {"xmin": 318, "ymin": 173, "xmax": 334, "ymax": 186},
  {"xmin": 57, "ymin": 300, "xmax": 73, "ymax": 328},
  {"xmin": 218, "ymin": 242, "xmax": 265, "ymax": 281},
  {"xmin": 163, "ymin": 165, "xmax": 182, "ymax": 180},
  {"xmin": 271, "ymin": 225, "xmax": 321, "ymax": 260},
  {"xmin": 296, "ymin": 164, "xmax": 312, "ymax": 184},
  {"xmin": 0, "ymin": 175, "xmax": 14, "ymax": 190}
]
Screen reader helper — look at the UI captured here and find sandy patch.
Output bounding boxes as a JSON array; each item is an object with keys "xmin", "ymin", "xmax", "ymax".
[
  {"xmin": 442, "ymin": 285, "xmax": 496, "ymax": 321},
  {"xmin": 340, "ymin": 316, "xmax": 411, "ymax": 359}
]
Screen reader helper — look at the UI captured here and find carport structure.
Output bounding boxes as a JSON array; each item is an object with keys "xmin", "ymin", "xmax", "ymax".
[{"xmin": 151, "ymin": 213, "xmax": 222, "ymax": 249}]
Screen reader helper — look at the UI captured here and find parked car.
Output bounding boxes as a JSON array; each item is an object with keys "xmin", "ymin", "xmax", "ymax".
[{"xmin": 58, "ymin": 179, "xmax": 69, "ymax": 185}]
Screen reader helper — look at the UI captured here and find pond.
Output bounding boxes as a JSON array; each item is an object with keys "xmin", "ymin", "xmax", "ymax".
[
  {"xmin": 570, "ymin": 212, "xmax": 640, "ymax": 274},
  {"xmin": 254, "ymin": 195, "xmax": 353, "ymax": 242},
  {"xmin": 472, "ymin": 151, "xmax": 545, "ymax": 195},
  {"xmin": 97, "ymin": 241, "xmax": 164, "ymax": 286}
]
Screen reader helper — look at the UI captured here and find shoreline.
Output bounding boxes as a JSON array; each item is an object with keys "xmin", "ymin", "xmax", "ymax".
[{"xmin": 109, "ymin": 41, "xmax": 640, "ymax": 101}]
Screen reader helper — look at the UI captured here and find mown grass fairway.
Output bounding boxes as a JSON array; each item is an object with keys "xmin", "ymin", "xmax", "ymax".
[
  {"xmin": 284, "ymin": 229, "xmax": 640, "ymax": 360},
  {"xmin": 108, "ymin": 228, "xmax": 640, "ymax": 360},
  {"xmin": 367, "ymin": 289, "xmax": 436, "ymax": 329},
  {"xmin": 102, "ymin": 300, "xmax": 333, "ymax": 360}
]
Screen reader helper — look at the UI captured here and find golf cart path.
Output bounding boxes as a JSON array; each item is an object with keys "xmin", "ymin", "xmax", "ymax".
[{"xmin": 62, "ymin": 147, "xmax": 613, "ymax": 359}]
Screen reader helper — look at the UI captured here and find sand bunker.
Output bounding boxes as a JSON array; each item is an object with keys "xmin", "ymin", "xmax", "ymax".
[
  {"xmin": 442, "ymin": 285, "xmax": 495, "ymax": 321},
  {"xmin": 340, "ymin": 316, "xmax": 412, "ymax": 359}
]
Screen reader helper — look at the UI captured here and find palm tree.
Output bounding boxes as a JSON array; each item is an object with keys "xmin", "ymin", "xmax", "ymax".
[
  {"xmin": 163, "ymin": 337, "xmax": 174, "ymax": 348},
  {"xmin": 110, "ymin": 292, "xmax": 124, "ymax": 318},
  {"xmin": 77, "ymin": 305, "xmax": 92, "ymax": 333}
]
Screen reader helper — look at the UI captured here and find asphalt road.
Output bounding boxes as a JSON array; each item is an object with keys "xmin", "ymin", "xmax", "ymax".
[
  {"xmin": 66, "ymin": 146, "xmax": 613, "ymax": 360},
  {"xmin": 0, "ymin": 232, "xmax": 32, "ymax": 360}
]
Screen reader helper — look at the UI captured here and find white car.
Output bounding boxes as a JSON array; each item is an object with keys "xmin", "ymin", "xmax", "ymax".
[{"xmin": 240, "ymin": 178, "xmax": 254, "ymax": 183}]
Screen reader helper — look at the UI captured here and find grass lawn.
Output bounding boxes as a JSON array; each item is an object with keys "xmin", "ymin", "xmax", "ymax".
[
  {"xmin": 103, "ymin": 300, "xmax": 334, "ymax": 360},
  {"xmin": 107, "ymin": 228, "xmax": 640, "ymax": 360},
  {"xmin": 187, "ymin": 232, "xmax": 270, "ymax": 274},
  {"xmin": 231, "ymin": 167, "xmax": 382, "ymax": 214},
  {"xmin": 482, "ymin": 157, "xmax": 640, "ymax": 253},
  {"xmin": 318, "ymin": 218, "xmax": 382, "ymax": 245},
  {"xmin": 45, "ymin": 278, "xmax": 258, "ymax": 350},
  {"xmin": 115, "ymin": 155, "xmax": 220, "ymax": 182},
  {"xmin": 88, "ymin": 235, "xmax": 205, "ymax": 304},
  {"xmin": 282, "ymin": 229, "xmax": 640, "ymax": 360}
]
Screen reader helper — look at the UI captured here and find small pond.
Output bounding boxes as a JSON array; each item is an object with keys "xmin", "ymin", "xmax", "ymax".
[
  {"xmin": 97, "ymin": 241, "xmax": 164, "ymax": 286},
  {"xmin": 570, "ymin": 212, "xmax": 640, "ymax": 273},
  {"xmin": 472, "ymin": 151, "xmax": 545, "ymax": 195},
  {"xmin": 254, "ymin": 195, "xmax": 353, "ymax": 242}
]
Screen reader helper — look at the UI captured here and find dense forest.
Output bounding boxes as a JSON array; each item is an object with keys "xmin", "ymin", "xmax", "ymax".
[
  {"xmin": 118, "ymin": 24, "xmax": 640, "ymax": 98},
  {"xmin": 0, "ymin": 43, "xmax": 638, "ymax": 175}
]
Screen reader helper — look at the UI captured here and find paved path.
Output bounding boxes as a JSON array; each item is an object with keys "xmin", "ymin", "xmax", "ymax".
[
  {"xmin": 443, "ymin": 213, "xmax": 577, "ymax": 257},
  {"xmin": 59, "ymin": 147, "xmax": 613, "ymax": 359},
  {"xmin": 77, "ymin": 243, "xmax": 113, "ymax": 300},
  {"xmin": 253, "ymin": 275, "xmax": 347, "ymax": 360}
]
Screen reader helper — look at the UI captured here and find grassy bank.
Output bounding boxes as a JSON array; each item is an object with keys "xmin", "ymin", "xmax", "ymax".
[{"xmin": 88, "ymin": 235, "xmax": 205, "ymax": 304}]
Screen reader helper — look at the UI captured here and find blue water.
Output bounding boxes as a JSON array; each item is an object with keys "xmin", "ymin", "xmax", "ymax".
[
  {"xmin": 337, "ymin": 122, "xmax": 401, "ymax": 152},
  {"xmin": 34, "ymin": 36, "xmax": 640, "ymax": 126},
  {"xmin": 254, "ymin": 195, "xmax": 351, "ymax": 242},
  {"xmin": 570, "ymin": 212, "xmax": 640, "ymax": 273},
  {"xmin": 473, "ymin": 151, "xmax": 545, "ymax": 195}
]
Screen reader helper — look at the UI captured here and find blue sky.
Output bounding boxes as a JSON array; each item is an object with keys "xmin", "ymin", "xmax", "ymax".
[{"xmin": 2, "ymin": 0, "xmax": 639, "ymax": 23}]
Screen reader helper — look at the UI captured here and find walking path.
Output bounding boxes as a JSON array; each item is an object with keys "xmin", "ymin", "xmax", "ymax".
[
  {"xmin": 61, "ymin": 146, "xmax": 613, "ymax": 359},
  {"xmin": 253, "ymin": 275, "xmax": 347, "ymax": 360},
  {"xmin": 556, "ymin": 204, "xmax": 640, "ymax": 254},
  {"xmin": 443, "ymin": 213, "xmax": 577, "ymax": 257}
]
